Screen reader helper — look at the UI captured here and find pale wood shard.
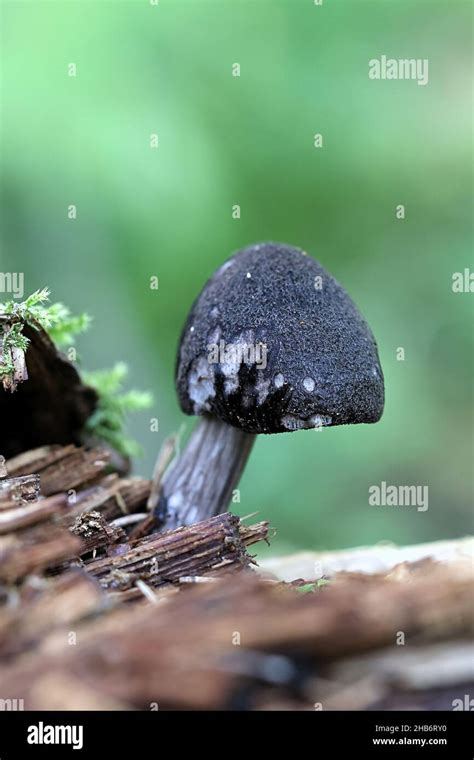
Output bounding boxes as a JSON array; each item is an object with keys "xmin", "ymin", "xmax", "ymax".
[
  {"xmin": 258, "ymin": 537, "xmax": 474, "ymax": 581},
  {"xmin": 11, "ymin": 344, "xmax": 28, "ymax": 386},
  {"xmin": 0, "ymin": 318, "xmax": 27, "ymax": 393}
]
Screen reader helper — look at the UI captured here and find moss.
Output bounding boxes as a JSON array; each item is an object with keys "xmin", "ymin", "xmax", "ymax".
[
  {"xmin": 1, "ymin": 288, "xmax": 91, "ymax": 345},
  {"xmin": 83, "ymin": 363, "xmax": 153, "ymax": 458}
]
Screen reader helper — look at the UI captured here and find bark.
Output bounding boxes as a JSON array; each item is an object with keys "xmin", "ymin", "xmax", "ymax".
[
  {"xmin": 0, "ymin": 556, "xmax": 471, "ymax": 710},
  {"xmin": 5, "ymin": 444, "xmax": 151, "ymax": 522},
  {"xmin": 0, "ymin": 319, "xmax": 97, "ymax": 458},
  {"xmin": 85, "ymin": 512, "xmax": 269, "ymax": 596},
  {"xmin": 0, "ymin": 443, "xmax": 471, "ymax": 711},
  {"xmin": 0, "ymin": 493, "xmax": 68, "ymax": 533}
]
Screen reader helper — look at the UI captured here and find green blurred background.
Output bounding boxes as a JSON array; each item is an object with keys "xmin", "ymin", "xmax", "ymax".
[{"xmin": 1, "ymin": 0, "xmax": 472, "ymax": 554}]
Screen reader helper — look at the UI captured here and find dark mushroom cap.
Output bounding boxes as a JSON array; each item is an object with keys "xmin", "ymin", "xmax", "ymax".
[{"xmin": 176, "ymin": 242, "xmax": 384, "ymax": 434}]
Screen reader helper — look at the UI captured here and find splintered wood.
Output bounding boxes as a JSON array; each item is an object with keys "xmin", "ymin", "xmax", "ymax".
[
  {"xmin": 0, "ymin": 444, "xmax": 267, "ymax": 587},
  {"xmin": 0, "ymin": 442, "xmax": 472, "ymax": 711}
]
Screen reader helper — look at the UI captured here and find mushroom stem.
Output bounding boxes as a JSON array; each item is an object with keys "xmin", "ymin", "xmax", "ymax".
[{"xmin": 156, "ymin": 415, "xmax": 256, "ymax": 530}]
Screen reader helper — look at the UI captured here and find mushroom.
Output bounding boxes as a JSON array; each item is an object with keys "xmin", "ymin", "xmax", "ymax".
[{"xmin": 157, "ymin": 242, "xmax": 384, "ymax": 530}]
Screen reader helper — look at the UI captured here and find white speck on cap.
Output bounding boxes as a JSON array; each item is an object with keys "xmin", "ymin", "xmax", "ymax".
[
  {"xmin": 282, "ymin": 413, "xmax": 332, "ymax": 431},
  {"xmin": 207, "ymin": 326, "xmax": 221, "ymax": 345},
  {"xmin": 281, "ymin": 415, "xmax": 306, "ymax": 431},
  {"xmin": 224, "ymin": 378, "xmax": 239, "ymax": 394},
  {"xmin": 256, "ymin": 378, "xmax": 271, "ymax": 405},
  {"xmin": 188, "ymin": 356, "xmax": 216, "ymax": 412},
  {"xmin": 303, "ymin": 377, "xmax": 315, "ymax": 392},
  {"xmin": 274, "ymin": 373, "xmax": 284, "ymax": 389},
  {"xmin": 310, "ymin": 414, "xmax": 332, "ymax": 428},
  {"xmin": 246, "ymin": 272, "xmax": 252, "ymax": 279}
]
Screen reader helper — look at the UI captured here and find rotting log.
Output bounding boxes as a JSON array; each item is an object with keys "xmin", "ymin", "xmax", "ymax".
[
  {"xmin": 0, "ymin": 494, "xmax": 69, "ymax": 534},
  {"xmin": 0, "ymin": 443, "xmax": 472, "ymax": 711},
  {"xmin": 0, "ymin": 526, "xmax": 82, "ymax": 584},
  {"xmin": 5, "ymin": 445, "xmax": 152, "ymax": 523},
  {"xmin": 0, "ymin": 556, "xmax": 471, "ymax": 710},
  {"xmin": 0, "ymin": 570, "xmax": 106, "ymax": 657}
]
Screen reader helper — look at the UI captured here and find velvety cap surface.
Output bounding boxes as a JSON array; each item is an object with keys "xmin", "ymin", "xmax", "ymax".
[{"xmin": 175, "ymin": 242, "xmax": 384, "ymax": 434}]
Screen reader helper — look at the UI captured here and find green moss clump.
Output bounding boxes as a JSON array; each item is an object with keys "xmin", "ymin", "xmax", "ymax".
[{"xmin": 83, "ymin": 363, "xmax": 153, "ymax": 458}]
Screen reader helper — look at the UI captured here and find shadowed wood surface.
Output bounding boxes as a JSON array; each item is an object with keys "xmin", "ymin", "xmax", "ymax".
[{"xmin": 0, "ymin": 319, "xmax": 97, "ymax": 458}]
